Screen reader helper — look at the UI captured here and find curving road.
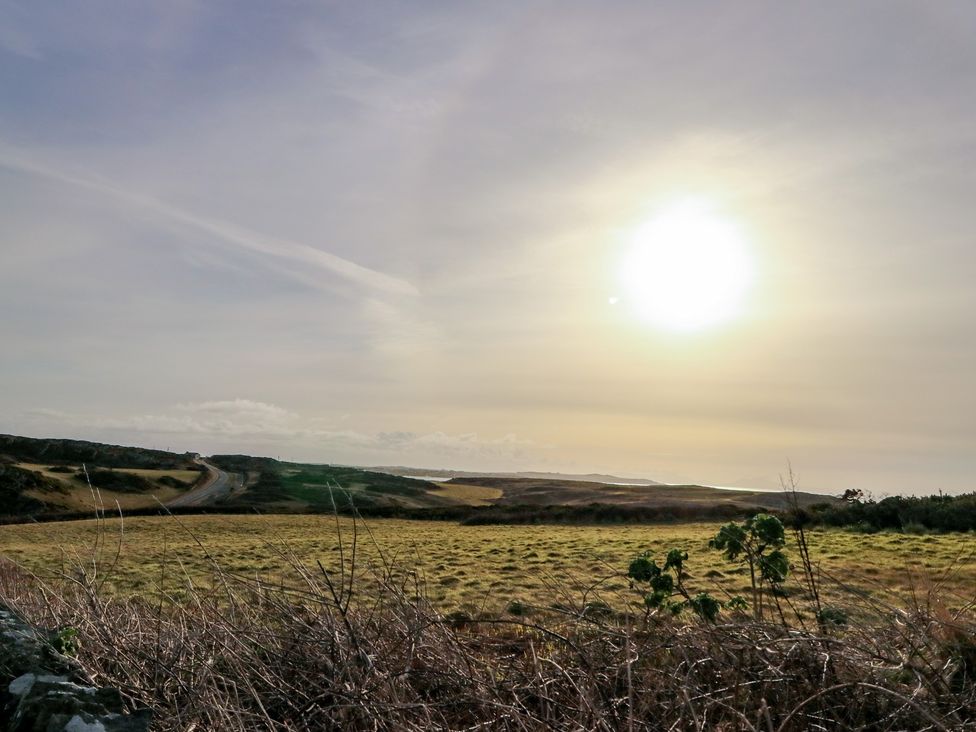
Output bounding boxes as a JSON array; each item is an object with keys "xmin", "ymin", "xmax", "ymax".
[{"xmin": 166, "ymin": 458, "xmax": 243, "ymax": 508}]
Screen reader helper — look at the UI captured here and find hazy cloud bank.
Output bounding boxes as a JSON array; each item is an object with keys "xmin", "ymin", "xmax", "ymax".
[{"xmin": 14, "ymin": 400, "xmax": 540, "ymax": 469}]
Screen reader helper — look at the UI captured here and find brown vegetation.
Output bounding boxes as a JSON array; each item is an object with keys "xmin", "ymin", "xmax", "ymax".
[
  {"xmin": 1, "ymin": 511, "xmax": 974, "ymax": 730},
  {"xmin": 454, "ymin": 476, "xmax": 836, "ymax": 511}
]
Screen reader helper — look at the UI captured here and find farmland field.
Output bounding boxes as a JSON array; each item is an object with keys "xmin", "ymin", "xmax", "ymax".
[{"xmin": 1, "ymin": 515, "xmax": 974, "ymax": 616}]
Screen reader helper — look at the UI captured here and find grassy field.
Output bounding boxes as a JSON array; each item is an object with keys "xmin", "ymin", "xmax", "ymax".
[
  {"xmin": 15, "ymin": 463, "xmax": 200, "ymax": 511},
  {"xmin": 1, "ymin": 514, "xmax": 974, "ymax": 616},
  {"xmin": 3, "ymin": 514, "xmax": 975, "ymax": 730},
  {"xmin": 426, "ymin": 481, "xmax": 504, "ymax": 506}
]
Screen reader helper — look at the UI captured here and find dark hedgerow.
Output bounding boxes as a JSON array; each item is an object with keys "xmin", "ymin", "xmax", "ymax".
[
  {"xmin": 800, "ymin": 491, "xmax": 976, "ymax": 533},
  {"xmin": 78, "ymin": 469, "xmax": 155, "ymax": 493}
]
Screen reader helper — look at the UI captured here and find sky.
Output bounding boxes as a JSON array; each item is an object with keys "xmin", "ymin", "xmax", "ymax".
[{"xmin": 1, "ymin": 2, "xmax": 974, "ymax": 495}]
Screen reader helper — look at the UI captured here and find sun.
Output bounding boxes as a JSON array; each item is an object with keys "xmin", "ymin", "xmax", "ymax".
[{"xmin": 618, "ymin": 199, "xmax": 755, "ymax": 332}]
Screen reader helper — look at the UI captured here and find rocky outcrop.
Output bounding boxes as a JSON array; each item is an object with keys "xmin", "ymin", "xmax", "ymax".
[{"xmin": 0, "ymin": 605, "xmax": 150, "ymax": 731}]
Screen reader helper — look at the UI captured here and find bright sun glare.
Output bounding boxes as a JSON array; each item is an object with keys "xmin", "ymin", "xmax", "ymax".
[{"xmin": 619, "ymin": 199, "xmax": 755, "ymax": 332}]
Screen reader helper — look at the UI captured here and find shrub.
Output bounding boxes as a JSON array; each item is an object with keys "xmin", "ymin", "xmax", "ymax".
[
  {"xmin": 628, "ymin": 547, "xmax": 723, "ymax": 622},
  {"xmin": 0, "ymin": 464, "xmax": 64, "ymax": 516},
  {"xmin": 817, "ymin": 606, "xmax": 849, "ymax": 626},
  {"xmin": 809, "ymin": 492, "xmax": 976, "ymax": 533},
  {"xmin": 902, "ymin": 521, "xmax": 930, "ymax": 535},
  {"xmin": 710, "ymin": 513, "xmax": 789, "ymax": 620},
  {"xmin": 78, "ymin": 469, "xmax": 154, "ymax": 493}
]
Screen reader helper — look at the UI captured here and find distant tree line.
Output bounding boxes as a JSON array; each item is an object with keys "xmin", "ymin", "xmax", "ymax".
[{"xmin": 796, "ymin": 492, "xmax": 976, "ymax": 533}]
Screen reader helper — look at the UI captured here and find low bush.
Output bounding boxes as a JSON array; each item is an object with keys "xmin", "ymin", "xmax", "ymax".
[
  {"xmin": 0, "ymin": 465, "xmax": 53, "ymax": 516},
  {"xmin": 157, "ymin": 475, "xmax": 193, "ymax": 489},
  {"xmin": 801, "ymin": 492, "xmax": 976, "ymax": 533},
  {"xmin": 79, "ymin": 469, "xmax": 154, "ymax": 493}
]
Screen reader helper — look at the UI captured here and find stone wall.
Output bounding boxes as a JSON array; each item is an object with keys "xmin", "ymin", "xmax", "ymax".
[{"xmin": 0, "ymin": 604, "xmax": 150, "ymax": 731}]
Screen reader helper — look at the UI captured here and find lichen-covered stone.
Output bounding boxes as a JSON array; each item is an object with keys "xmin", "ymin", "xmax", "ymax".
[{"xmin": 0, "ymin": 605, "xmax": 149, "ymax": 731}]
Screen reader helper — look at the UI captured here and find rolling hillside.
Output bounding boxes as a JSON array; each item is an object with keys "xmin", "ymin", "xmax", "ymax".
[
  {"xmin": 0, "ymin": 435, "xmax": 838, "ymax": 523},
  {"xmin": 0, "ymin": 435, "xmax": 204, "ymax": 519},
  {"xmin": 209, "ymin": 456, "xmax": 448, "ymax": 511},
  {"xmin": 447, "ymin": 476, "xmax": 832, "ymax": 510},
  {"xmin": 0, "ymin": 433, "xmax": 199, "ymax": 469}
]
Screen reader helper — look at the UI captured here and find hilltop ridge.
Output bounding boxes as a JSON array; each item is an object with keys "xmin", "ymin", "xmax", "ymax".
[
  {"xmin": 0, "ymin": 433, "xmax": 198, "ymax": 470},
  {"xmin": 0, "ymin": 434, "xmax": 837, "ymax": 523}
]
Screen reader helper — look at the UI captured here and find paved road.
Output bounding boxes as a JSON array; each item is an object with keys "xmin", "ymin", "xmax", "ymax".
[{"xmin": 167, "ymin": 458, "xmax": 243, "ymax": 508}]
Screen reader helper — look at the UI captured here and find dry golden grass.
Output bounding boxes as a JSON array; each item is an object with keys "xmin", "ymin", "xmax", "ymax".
[
  {"xmin": 3, "ymin": 513, "xmax": 976, "ymax": 730},
  {"xmin": 31, "ymin": 486, "xmax": 186, "ymax": 512},
  {"xmin": 426, "ymin": 481, "xmax": 503, "ymax": 506},
  {"xmin": 5, "ymin": 543, "xmax": 975, "ymax": 731},
  {"xmin": 1, "ymin": 515, "xmax": 975, "ymax": 616}
]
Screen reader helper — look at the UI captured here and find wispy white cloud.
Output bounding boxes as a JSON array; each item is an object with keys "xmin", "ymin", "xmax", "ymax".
[
  {"xmin": 0, "ymin": 146, "xmax": 418, "ymax": 297},
  {"xmin": 174, "ymin": 399, "xmax": 296, "ymax": 420}
]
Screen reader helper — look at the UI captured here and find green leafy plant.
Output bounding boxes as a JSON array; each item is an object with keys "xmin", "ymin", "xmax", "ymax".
[
  {"xmin": 687, "ymin": 593, "xmax": 722, "ymax": 623},
  {"xmin": 816, "ymin": 606, "xmax": 849, "ymax": 626},
  {"xmin": 725, "ymin": 595, "xmax": 749, "ymax": 613},
  {"xmin": 50, "ymin": 626, "xmax": 80, "ymax": 656},
  {"xmin": 628, "ymin": 548, "xmax": 722, "ymax": 622},
  {"xmin": 710, "ymin": 513, "xmax": 789, "ymax": 620}
]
